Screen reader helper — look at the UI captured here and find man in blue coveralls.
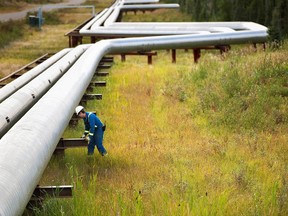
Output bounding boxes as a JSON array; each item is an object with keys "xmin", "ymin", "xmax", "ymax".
[{"xmin": 75, "ymin": 105, "xmax": 108, "ymax": 156}]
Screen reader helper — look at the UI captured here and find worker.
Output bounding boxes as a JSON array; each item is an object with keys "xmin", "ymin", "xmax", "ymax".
[{"xmin": 75, "ymin": 105, "xmax": 107, "ymax": 156}]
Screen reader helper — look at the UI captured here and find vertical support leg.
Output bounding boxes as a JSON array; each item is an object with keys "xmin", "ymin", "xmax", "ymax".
[
  {"xmin": 121, "ymin": 54, "xmax": 126, "ymax": 62},
  {"xmin": 172, "ymin": 49, "xmax": 176, "ymax": 63},
  {"xmin": 148, "ymin": 55, "xmax": 152, "ymax": 65},
  {"xmin": 253, "ymin": 43, "xmax": 257, "ymax": 51},
  {"xmin": 193, "ymin": 49, "xmax": 201, "ymax": 63},
  {"xmin": 68, "ymin": 36, "xmax": 72, "ymax": 48},
  {"xmin": 71, "ymin": 36, "xmax": 78, "ymax": 47},
  {"xmin": 262, "ymin": 43, "xmax": 266, "ymax": 51},
  {"xmin": 91, "ymin": 36, "xmax": 96, "ymax": 43}
]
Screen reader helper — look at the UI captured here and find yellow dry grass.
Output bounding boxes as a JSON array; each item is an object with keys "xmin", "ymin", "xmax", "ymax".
[{"xmin": 0, "ymin": 1, "xmax": 287, "ymax": 215}]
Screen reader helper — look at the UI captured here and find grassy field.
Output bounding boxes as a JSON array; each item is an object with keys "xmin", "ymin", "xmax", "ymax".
[
  {"xmin": 35, "ymin": 46, "xmax": 287, "ymax": 216},
  {"xmin": 0, "ymin": 1, "xmax": 287, "ymax": 215}
]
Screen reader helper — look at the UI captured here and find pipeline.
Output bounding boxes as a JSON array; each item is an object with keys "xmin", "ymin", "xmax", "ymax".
[
  {"xmin": 0, "ymin": 0, "xmax": 269, "ymax": 214},
  {"xmin": 0, "ymin": 45, "xmax": 90, "ymax": 138},
  {"xmin": 79, "ymin": 1, "xmax": 268, "ymax": 39},
  {"xmin": 0, "ymin": 30, "xmax": 269, "ymax": 215},
  {"xmin": 0, "ymin": 49, "xmax": 71, "ymax": 103}
]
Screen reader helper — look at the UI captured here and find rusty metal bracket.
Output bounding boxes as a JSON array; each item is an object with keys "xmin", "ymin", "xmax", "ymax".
[
  {"xmin": 95, "ymin": 71, "xmax": 109, "ymax": 76},
  {"xmin": 97, "ymin": 64, "xmax": 112, "ymax": 69},
  {"xmin": 90, "ymin": 81, "xmax": 107, "ymax": 87},
  {"xmin": 54, "ymin": 138, "xmax": 88, "ymax": 154},
  {"xmin": 101, "ymin": 56, "xmax": 114, "ymax": 63},
  {"xmin": 82, "ymin": 93, "xmax": 102, "ymax": 100},
  {"xmin": 27, "ymin": 185, "xmax": 73, "ymax": 209},
  {"xmin": 117, "ymin": 51, "xmax": 157, "ymax": 65},
  {"xmin": 56, "ymin": 138, "xmax": 87, "ymax": 149},
  {"xmin": 86, "ymin": 81, "xmax": 106, "ymax": 92}
]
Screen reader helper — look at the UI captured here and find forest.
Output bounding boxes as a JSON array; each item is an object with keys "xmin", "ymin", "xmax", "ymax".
[{"xmin": 164, "ymin": 0, "xmax": 288, "ymax": 42}]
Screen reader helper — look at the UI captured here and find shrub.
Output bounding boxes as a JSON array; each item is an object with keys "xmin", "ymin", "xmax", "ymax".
[{"xmin": 0, "ymin": 20, "xmax": 24, "ymax": 48}]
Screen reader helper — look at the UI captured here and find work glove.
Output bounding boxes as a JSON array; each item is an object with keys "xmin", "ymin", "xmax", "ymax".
[
  {"xmin": 81, "ymin": 134, "xmax": 86, "ymax": 138},
  {"xmin": 102, "ymin": 125, "xmax": 106, "ymax": 131},
  {"xmin": 85, "ymin": 136, "xmax": 90, "ymax": 142}
]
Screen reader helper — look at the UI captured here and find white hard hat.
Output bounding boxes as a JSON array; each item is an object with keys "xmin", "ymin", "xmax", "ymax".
[{"xmin": 75, "ymin": 105, "xmax": 84, "ymax": 115}]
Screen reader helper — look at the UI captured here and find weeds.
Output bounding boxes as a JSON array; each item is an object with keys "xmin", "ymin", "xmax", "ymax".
[
  {"xmin": 1, "ymin": 1, "xmax": 287, "ymax": 215},
  {"xmin": 0, "ymin": 20, "xmax": 24, "ymax": 48}
]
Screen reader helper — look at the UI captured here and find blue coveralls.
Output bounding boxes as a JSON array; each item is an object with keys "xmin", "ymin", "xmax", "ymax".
[{"xmin": 83, "ymin": 112, "xmax": 107, "ymax": 155}]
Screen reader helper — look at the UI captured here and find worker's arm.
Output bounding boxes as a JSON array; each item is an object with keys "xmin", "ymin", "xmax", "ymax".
[
  {"xmin": 88, "ymin": 114, "xmax": 96, "ymax": 138},
  {"xmin": 82, "ymin": 119, "xmax": 89, "ymax": 138}
]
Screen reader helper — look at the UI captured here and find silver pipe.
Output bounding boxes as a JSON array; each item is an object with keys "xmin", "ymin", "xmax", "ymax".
[
  {"xmin": 0, "ymin": 45, "xmax": 90, "ymax": 138},
  {"xmin": 88, "ymin": 0, "xmax": 121, "ymax": 29},
  {"xmin": 81, "ymin": 1, "xmax": 268, "ymax": 40},
  {"xmin": 82, "ymin": 28, "xmax": 213, "ymax": 36},
  {"xmin": 0, "ymin": 49, "xmax": 71, "ymax": 103},
  {"xmin": 104, "ymin": 4, "xmax": 180, "ymax": 26},
  {"xmin": 81, "ymin": 9, "xmax": 109, "ymax": 31},
  {"xmin": 122, "ymin": 4, "xmax": 179, "ymax": 10},
  {"xmin": 124, "ymin": 0, "xmax": 160, "ymax": 3},
  {"xmin": 0, "ymin": 30, "xmax": 269, "ymax": 215}
]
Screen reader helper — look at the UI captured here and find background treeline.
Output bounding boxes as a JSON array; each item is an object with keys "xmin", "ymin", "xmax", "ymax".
[{"xmin": 164, "ymin": 0, "xmax": 288, "ymax": 42}]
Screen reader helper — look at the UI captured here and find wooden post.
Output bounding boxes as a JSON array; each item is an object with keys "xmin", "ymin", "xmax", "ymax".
[{"xmin": 172, "ymin": 49, "xmax": 176, "ymax": 63}]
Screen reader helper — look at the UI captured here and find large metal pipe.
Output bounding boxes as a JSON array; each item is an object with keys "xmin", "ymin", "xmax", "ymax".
[
  {"xmin": 0, "ymin": 45, "xmax": 90, "ymax": 138},
  {"xmin": 80, "ymin": 1, "xmax": 268, "ymax": 39},
  {"xmin": 0, "ymin": 29, "xmax": 269, "ymax": 215},
  {"xmin": 103, "ymin": 4, "xmax": 180, "ymax": 25},
  {"xmin": 124, "ymin": 0, "xmax": 160, "ymax": 3},
  {"xmin": 0, "ymin": 49, "xmax": 71, "ymax": 103}
]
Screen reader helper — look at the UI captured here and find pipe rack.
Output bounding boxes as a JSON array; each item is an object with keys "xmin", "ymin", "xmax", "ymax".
[{"xmin": 0, "ymin": 0, "xmax": 269, "ymax": 215}]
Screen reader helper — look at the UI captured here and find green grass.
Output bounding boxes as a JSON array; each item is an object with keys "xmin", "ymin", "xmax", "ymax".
[
  {"xmin": 0, "ymin": 1, "xmax": 287, "ymax": 215},
  {"xmin": 0, "ymin": 20, "xmax": 25, "ymax": 49},
  {"xmin": 30, "ymin": 47, "xmax": 288, "ymax": 216}
]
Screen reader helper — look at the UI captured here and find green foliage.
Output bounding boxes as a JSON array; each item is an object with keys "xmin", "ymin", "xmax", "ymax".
[
  {"xmin": 164, "ymin": 0, "xmax": 288, "ymax": 41},
  {"xmin": 0, "ymin": 20, "xmax": 24, "ymax": 48},
  {"xmin": 42, "ymin": 11, "xmax": 61, "ymax": 25},
  {"xmin": 183, "ymin": 50, "xmax": 288, "ymax": 132}
]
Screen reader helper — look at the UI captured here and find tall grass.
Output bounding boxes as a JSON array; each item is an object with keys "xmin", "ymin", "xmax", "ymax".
[
  {"xmin": 1, "ymin": 1, "xmax": 287, "ymax": 215},
  {"xmin": 29, "ymin": 46, "xmax": 288, "ymax": 215},
  {"xmin": 176, "ymin": 47, "xmax": 288, "ymax": 133},
  {"xmin": 0, "ymin": 20, "xmax": 24, "ymax": 49}
]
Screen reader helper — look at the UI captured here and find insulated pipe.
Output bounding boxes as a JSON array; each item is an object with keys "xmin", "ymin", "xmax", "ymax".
[
  {"xmin": 122, "ymin": 4, "xmax": 180, "ymax": 10},
  {"xmin": 124, "ymin": 0, "xmax": 160, "ymax": 3},
  {"xmin": 104, "ymin": 4, "xmax": 180, "ymax": 25},
  {"xmin": 83, "ymin": 28, "xmax": 213, "ymax": 36},
  {"xmin": 81, "ymin": 1, "xmax": 267, "ymax": 38},
  {"xmin": 80, "ymin": 8, "xmax": 110, "ymax": 31},
  {"xmin": 88, "ymin": 0, "xmax": 121, "ymax": 29},
  {"xmin": 0, "ymin": 45, "xmax": 90, "ymax": 138},
  {"xmin": 106, "ymin": 26, "xmax": 236, "ymax": 33},
  {"xmin": 0, "ymin": 30, "xmax": 269, "ymax": 216},
  {"xmin": 0, "ymin": 49, "xmax": 71, "ymax": 103},
  {"xmin": 106, "ymin": 22, "xmax": 265, "ymax": 30},
  {"xmin": 81, "ymin": 23, "xmax": 266, "ymax": 37}
]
